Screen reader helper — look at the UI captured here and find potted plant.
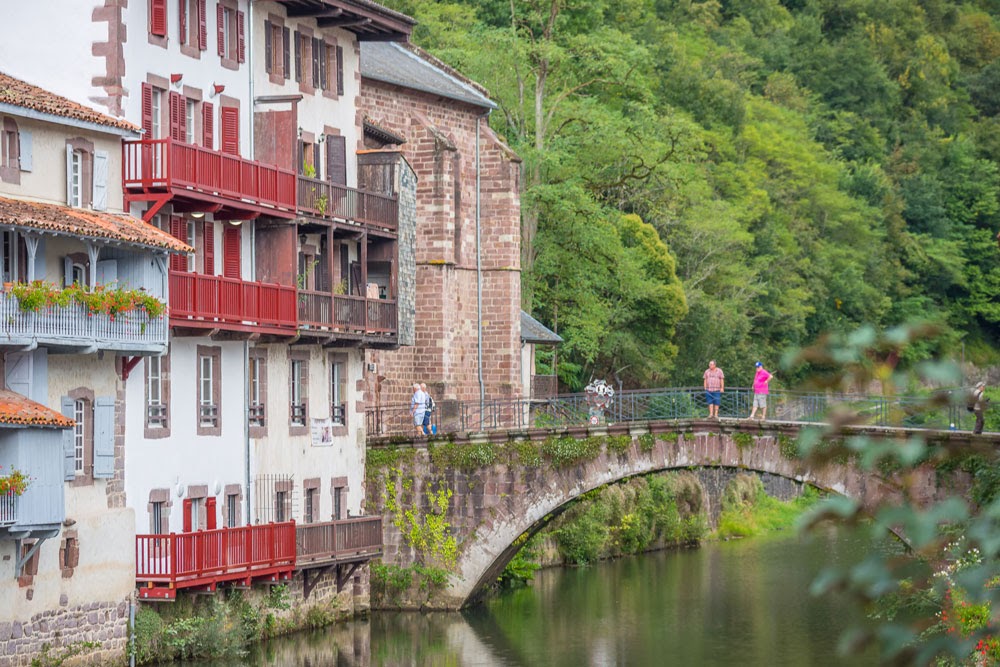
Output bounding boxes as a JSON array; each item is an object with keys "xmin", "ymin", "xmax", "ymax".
[{"xmin": 0, "ymin": 466, "xmax": 30, "ymax": 497}]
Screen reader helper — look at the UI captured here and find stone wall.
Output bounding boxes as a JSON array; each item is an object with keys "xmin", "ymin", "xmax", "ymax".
[
  {"xmin": 0, "ymin": 597, "xmax": 129, "ymax": 667},
  {"xmin": 360, "ymin": 77, "xmax": 522, "ymax": 410}
]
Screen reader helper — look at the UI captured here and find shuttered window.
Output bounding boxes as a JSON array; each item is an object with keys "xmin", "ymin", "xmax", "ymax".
[
  {"xmin": 237, "ymin": 10, "xmax": 245, "ymax": 63},
  {"xmin": 223, "ymin": 225, "xmax": 241, "ymax": 279},
  {"xmin": 294, "ymin": 31, "xmax": 302, "ymax": 82},
  {"xmin": 150, "ymin": 0, "xmax": 167, "ymax": 37},
  {"xmin": 169, "ymin": 92, "xmax": 185, "ymax": 142},
  {"xmin": 282, "ymin": 27, "xmax": 291, "ymax": 79},
  {"xmin": 327, "ymin": 135, "xmax": 346, "ymax": 186},
  {"xmin": 202, "ymin": 101, "xmax": 214, "ymax": 148},
  {"xmin": 336, "ymin": 45, "xmax": 344, "ymax": 95},
  {"xmin": 220, "ymin": 106, "xmax": 239, "ymax": 155},
  {"xmin": 203, "ymin": 221, "xmax": 215, "ymax": 275},
  {"xmin": 179, "ymin": 0, "xmax": 187, "ymax": 44},
  {"xmin": 197, "ymin": 0, "xmax": 207, "ymax": 50},
  {"xmin": 217, "ymin": 4, "xmax": 226, "ymax": 56},
  {"xmin": 169, "ymin": 216, "xmax": 187, "ymax": 272},
  {"xmin": 312, "ymin": 37, "xmax": 321, "ymax": 88},
  {"xmin": 264, "ymin": 20, "xmax": 273, "ymax": 73},
  {"xmin": 141, "ymin": 83, "xmax": 153, "ymax": 135}
]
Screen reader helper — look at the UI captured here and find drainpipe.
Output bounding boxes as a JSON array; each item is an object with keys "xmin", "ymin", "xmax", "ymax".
[
  {"xmin": 244, "ymin": 340, "xmax": 251, "ymax": 525},
  {"xmin": 476, "ymin": 112, "xmax": 491, "ymax": 425},
  {"xmin": 247, "ymin": 0, "xmax": 256, "ymax": 281}
]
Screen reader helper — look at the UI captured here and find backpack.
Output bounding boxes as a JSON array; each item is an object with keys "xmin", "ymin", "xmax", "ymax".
[{"xmin": 426, "ymin": 395, "xmax": 434, "ymax": 413}]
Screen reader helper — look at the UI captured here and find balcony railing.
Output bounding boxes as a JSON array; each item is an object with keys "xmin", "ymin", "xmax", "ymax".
[
  {"xmin": 135, "ymin": 522, "xmax": 296, "ymax": 599},
  {"xmin": 297, "ymin": 292, "xmax": 397, "ymax": 336},
  {"xmin": 123, "ymin": 138, "xmax": 296, "ymax": 213},
  {"xmin": 297, "ymin": 175, "xmax": 397, "ymax": 230},
  {"xmin": 295, "ymin": 516, "xmax": 382, "ymax": 565},
  {"xmin": 170, "ymin": 272, "xmax": 297, "ymax": 332},
  {"xmin": 0, "ymin": 292, "xmax": 167, "ymax": 352},
  {"xmin": 0, "ymin": 494, "xmax": 18, "ymax": 528}
]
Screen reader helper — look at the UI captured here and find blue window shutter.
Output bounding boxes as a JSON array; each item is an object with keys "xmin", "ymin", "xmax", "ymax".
[
  {"xmin": 94, "ymin": 396, "xmax": 115, "ymax": 479},
  {"xmin": 62, "ymin": 396, "xmax": 75, "ymax": 481},
  {"xmin": 18, "ymin": 130, "xmax": 32, "ymax": 171},
  {"xmin": 93, "ymin": 150, "xmax": 109, "ymax": 211}
]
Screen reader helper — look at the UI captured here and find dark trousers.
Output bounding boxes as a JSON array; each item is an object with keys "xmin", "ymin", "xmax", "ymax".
[
  {"xmin": 422, "ymin": 411, "xmax": 432, "ymax": 435},
  {"xmin": 975, "ymin": 409, "xmax": 985, "ymax": 434}
]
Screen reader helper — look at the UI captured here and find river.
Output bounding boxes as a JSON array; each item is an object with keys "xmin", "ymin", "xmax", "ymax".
[{"xmin": 178, "ymin": 527, "xmax": 880, "ymax": 666}]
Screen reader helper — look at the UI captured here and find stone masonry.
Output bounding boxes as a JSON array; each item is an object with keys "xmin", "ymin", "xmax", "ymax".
[{"xmin": 0, "ymin": 598, "xmax": 129, "ymax": 667}]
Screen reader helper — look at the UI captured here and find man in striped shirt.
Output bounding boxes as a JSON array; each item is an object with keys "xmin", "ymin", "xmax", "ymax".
[{"xmin": 703, "ymin": 360, "xmax": 725, "ymax": 419}]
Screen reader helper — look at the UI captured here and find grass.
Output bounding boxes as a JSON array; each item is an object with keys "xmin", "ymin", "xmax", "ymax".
[{"xmin": 716, "ymin": 476, "xmax": 822, "ymax": 539}]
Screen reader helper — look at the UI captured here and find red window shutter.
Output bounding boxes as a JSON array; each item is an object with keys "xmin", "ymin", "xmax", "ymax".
[
  {"xmin": 237, "ymin": 10, "xmax": 245, "ymax": 63},
  {"xmin": 197, "ymin": 0, "xmax": 207, "ymax": 50},
  {"xmin": 264, "ymin": 21, "xmax": 272, "ymax": 73},
  {"xmin": 168, "ymin": 92, "xmax": 183, "ymax": 142},
  {"xmin": 205, "ymin": 497, "xmax": 217, "ymax": 530},
  {"xmin": 202, "ymin": 102, "xmax": 214, "ymax": 148},
  {"xmin": 217, "ymin": 3, "xmax": 225, "ymax": 56},
  {"xmin": 203, "ymin": 221, "xmax": 215, "ymax": 275},
  {"xmin": 220, "ymin": 106, "xmax": 239, "ymax": 155},
  {"xmin": 336, "ymin": 46, "xmax": 344, "ymax": 95},
  {"xmin": 179, "ymin": 0, "xmax": 187, "ymax": 44},
  {"xmin": 150, "ymin": 0, "xmax": 167, "ymax": 37},
  {"xmin": 223, "ymin": 226, "xmax": 241, "ymax": 279},
  {"xmin": 169, "ymin": 216, "xmax": 187, "ymax": 272},
  {"xmin": 141, "ymin": 83, "xmax": 153, "ymax": 135},
  {"xmin": 282, "ymin": 27, "xmax": 290, "ymax": 79},
  {"xmin": 182, "ymin": 498, "xmax": 193, "ymax": 532}
]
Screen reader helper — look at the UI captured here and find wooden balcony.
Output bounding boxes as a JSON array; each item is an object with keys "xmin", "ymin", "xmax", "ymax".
[
  {"xmin": 297, "ymin": 175, "xmax": 397, "ymax": 231},
  {"xmin": 298, "ymin": 292, "xmax": 397, "ymax": 337},
  {"xmin": 135, "ymin": 522, "xmax": 296, "ymax": 600},
  {"xmin": 169, "ymin": 271, "xmax": 297, "ymax": 335},
  {"xmin": 123, "ymin": 138, "xmax": 297, "ymax": 217},
  {"xmin": 296, "ymin": 517, "xmax": 383, "ymax": 566},
  {"xmin": 0, "ymin": 494, "xmax": 18, "ymax": 528},
  {"xmin": 0, "ymin": 292, "xmax": 168, "ymax": 354}
]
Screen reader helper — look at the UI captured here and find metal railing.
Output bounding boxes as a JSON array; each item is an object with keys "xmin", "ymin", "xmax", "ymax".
[
  {"xmin": 297, "ymin": 175, "xmax": 398, "ymax": 229},
  {"xmin": 0, "ymin": 293, "xmax": 168, "ymax": 351},
  {"xmin": 366, "ymin": 387, "xmax": 976, "ymax": 437},
  {"xmin": 296, "ymin": 516, "xmax": 382, "ymax": 565}
]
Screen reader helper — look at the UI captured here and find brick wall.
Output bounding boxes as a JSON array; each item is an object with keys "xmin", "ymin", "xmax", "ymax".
[{"xmin": 360, "ymin": 80, "xmax": 522, "ymax": 410}]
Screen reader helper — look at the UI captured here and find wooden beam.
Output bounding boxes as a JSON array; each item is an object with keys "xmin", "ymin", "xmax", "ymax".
[
  {"xmin": 317, "ymin": 16, "xmax": 370, "ymax": 28},
  {"xmin": 120, "ymin": 355, "xmax": 143, "ymax": 382},
  {"xmin": 286, "ymin": 6, "xmax": 342, "ymax": 18}
]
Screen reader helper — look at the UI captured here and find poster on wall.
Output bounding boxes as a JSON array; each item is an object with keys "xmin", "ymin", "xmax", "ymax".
[{"xmin": 311, "ymin": 418, "xmax": 334, "ymax": 447}]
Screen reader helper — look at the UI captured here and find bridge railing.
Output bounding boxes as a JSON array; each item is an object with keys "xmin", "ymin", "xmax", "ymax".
[{"xmin": 365, "ymin": 388, "xmax": 973, "ymax": 437}]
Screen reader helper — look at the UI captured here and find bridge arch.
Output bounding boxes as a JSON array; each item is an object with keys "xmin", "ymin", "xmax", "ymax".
[{"xmin": 368, "ymin": 420, "xmax": 974, "ymax": 609}]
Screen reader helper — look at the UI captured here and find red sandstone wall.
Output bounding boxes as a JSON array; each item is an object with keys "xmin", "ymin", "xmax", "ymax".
[{"xmin": 360, "ymin": 80, "xmax": 522, "ymax": 409}]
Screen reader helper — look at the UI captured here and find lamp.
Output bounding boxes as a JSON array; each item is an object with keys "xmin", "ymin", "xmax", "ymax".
[
  {"xmin": 228, "ymin": 219, "xmax": 244, "ymax": 226},
  {"xmin": 191, "ymin": 211, "xmax": 205, "ymax": 219}
]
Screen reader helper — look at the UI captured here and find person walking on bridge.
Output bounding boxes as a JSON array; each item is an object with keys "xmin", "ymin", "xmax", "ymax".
[
  {"xmin": 749, "ymin": 362, "xmax": 773, "ymax": 421},
  {"xmin": 410, "ymin": 383, "xmax": 428, "ymax": 437},
  {"xmin": 704, "ymin": 360, "xmax": 725, "ymax": 419},
  {"xmin": 972, "ymin": 381, "xmax": 989, "ymax": 435}
]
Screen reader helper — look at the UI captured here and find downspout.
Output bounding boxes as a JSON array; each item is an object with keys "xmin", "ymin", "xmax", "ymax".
[
  {"xmin": 476, "ymin": 111, "xmax": 491, "ymax": 422},
  {"xmin": 247, "ymin": 0, "xmax": 256, "ymax": 281},
  {"xmin": 245, "ymin": 0, "xmax": 255, "ymax": 526}
]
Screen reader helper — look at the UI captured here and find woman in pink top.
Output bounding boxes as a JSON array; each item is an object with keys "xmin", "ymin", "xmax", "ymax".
[{"xmin": 749, "ymin": 362, "xmax": 773, "ymax": 420}]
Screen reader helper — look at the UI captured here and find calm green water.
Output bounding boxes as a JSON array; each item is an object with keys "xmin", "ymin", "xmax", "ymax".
[{"xmin": 185, "ymin": 527, "xmax": 880, "ymax": 666}]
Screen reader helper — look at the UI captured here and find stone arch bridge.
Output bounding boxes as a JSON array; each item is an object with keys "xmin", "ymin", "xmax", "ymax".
[{"xmin": 366, "ymin": 419, "xmax": 993, "ymax": 609}]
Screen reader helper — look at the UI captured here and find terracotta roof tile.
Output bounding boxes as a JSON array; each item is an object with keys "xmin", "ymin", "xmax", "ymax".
[
  {"xmin": 0, "ymin": 196, "xmax": 192, "ymax": 253},
  {"xmin": 0, "ymin": 71, "xmax": 138, "ymax": 133},
  {"xmin": 0, "ymin": 389, "xmax": 74, "ymax": 429}
]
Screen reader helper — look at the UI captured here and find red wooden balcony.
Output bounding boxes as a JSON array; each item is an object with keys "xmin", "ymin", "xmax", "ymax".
[
  {"xmin": 123, "ymin": 138, "xmax": 296, "ymax": 216},
  {"xmin": 170, "ymin": 271, "xmax": 298, "ymax": 335},
  {"xmin": 298, "ymin": 292, "xmax": 397, "ymax": 337},
  {"xmin": 296, "ymin": 516, "xmax": 383, "ymax": 567},
  {"xmin": 298, "ymin": 175, "xmax": 397, "ymax": 230},
  {"xmin": 135, "ymin": 522, "xmax": 296, "ymax": 600}
]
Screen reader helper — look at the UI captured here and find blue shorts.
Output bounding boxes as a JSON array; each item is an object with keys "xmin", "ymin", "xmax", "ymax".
[{"xmin": 706, "ymin": 391, "xmax": 721, "ymax": 406}]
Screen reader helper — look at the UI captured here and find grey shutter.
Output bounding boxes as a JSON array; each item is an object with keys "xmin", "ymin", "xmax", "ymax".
[
  {"xmin": 65, "ymin": 145, "xmax": 74, "ymax": 206},
  {"xmin": 6, "ymin": 352, "xmax": 31, "ymax": 397},
  {"xmin": 327, "ymin": 135, "xmax": 346, "ymax": 185},
  {"xmin": 62, "ymin": 396, "xmax": 75, "ymax": 481},
  {"xmin": 96, "ymin": 259, "xmax": 118, "ymax": 286},
  {"xmin": 93, "ymin": 397, "xmax": 115, "ymax": 479},
  {"xmin": 92, "ymin": 150, "xmax": 109, "ymax": 211},
  {"xmin": 264, "ymin": 20, "xmax": 272, "ymax": 73},
  {"xmin": 282, "ymin": 27, "xmax": 290, "ymax": 79},
  {"xmin": 64, "ymin": 256, "xmax": 74, "ymax": 287},
  {"xmin": 18, "ymin": 130, "xmax": 32, "ymax": 171}
]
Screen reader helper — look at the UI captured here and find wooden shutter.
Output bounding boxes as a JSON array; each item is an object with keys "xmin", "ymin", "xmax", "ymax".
[
  {"xmin": 169, "ymin": 91, "xmax": 184, "ymax": 142},
  {"xmin": 169, "ymin": 216, "xmax": 187, "ymax": 271},
  {"xmin": 202, "ymin": 102, "xmax": 214, "ymax": 148},
  {"xmin": 312, "ymin": 37, "xmax": 320, "ymax": 87},
  {"xmin": 205, "ymin": 497, "xmax": 217, "ymax": 530},
  {"xmin": 182, "ymin": 498, "xmax": 193, "ymax": 532},
  {"xmin": 220, "ymin": 106, "xmax": 239, "ymax": 155},
  {"xmin": 264, "ymin": 21, "xmax": 272, "ymax": 73},
  {"xmin": 313, "ymin": 144, "xmax": 322, "ymax": 180},
  {"xmin": 217, "ymin": 3, "xmax": 225, "ymax": 56},
  {"xmin": 179, "ymin": 0, "xmax": 187, "ymax": 44},
  {"xmin": 327, "ymin": 135, "xmax": 346, "ymax": 185},
  {"xmin": 197, "ymin": 0, "xmax": 207, "ymax": 50},
  {"xmin": 336, "ymin": 45, "xmax": 344, "ymax": 95},
  {"xmin": 297, "ymin": 139, "xmax": 304, "ymax": 176},
  {"xmin": 65, "ymin": 145, "xmax": 75, "ymax": 206},
  {"xmin": 61, "ymin": 396, "xmax": 75, "ymax": 481},
  {"xmin": 282, "ymin": 27, "xmax": 290, "ymax": 79},
  {"xmin": 319, "ymin": 41, "xmax": 328, "ymax": 90},
  {"xmin": 237, "ymin": 10, "xmax": 245, "ymax": 63},
  {"xmin": 203, "ymin": 221, "xmax": 215, "ymax": 275},
  {"xmin": 223, "ymin": 225, "xmax": 241, "ymax": 279},
  {"xmin": 141, "ymin": 83, "xmax": 153, "ymax": 135},
  {"xmin": 150, "ymin": 0, "xmax": 167, "ymax": 36},
  {"xmin": 93, "ymin": 397, "xmax": 115, "ymax": 479},
  {"xmin": 294, "ymin": 31, "xmax": 301, "ymax": 82},
  {"xmin": 92, "ymin": 150, "xmax": 109, "ymax": 211}
]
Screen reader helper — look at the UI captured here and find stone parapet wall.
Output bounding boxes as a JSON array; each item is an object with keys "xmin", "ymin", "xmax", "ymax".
[{"xmin": 0, "ymin": 598, "xmax": 129, "ymax": 667}]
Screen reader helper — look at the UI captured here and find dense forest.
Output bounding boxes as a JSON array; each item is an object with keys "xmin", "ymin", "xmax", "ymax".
[{"xmin": 382, "ymin": 0, "xmax": 1000, "ymax": 390}]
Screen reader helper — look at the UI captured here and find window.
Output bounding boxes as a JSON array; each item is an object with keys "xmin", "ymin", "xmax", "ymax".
[
  {"xmin": 187, "ymin": 220, "xmax": 196, "ymax": 271},
  {"xmin": 146, "ymin": 353, "xmax": 170, "ymax": 435},
  {"xmin": 331, "ymin": 358, "xmax": 346, "ymax": 425},
  {"xmin": 290, "ymin": 358, "xmax": 307, "ymax": 427},
  {"xmin": 336, "ymin": 45, "xmax": 344, "ymax": 96},
  {"xmin": 197, "ymin": 346, "xmax": 221, "ymax": 435},
  {"xmin": 151, "ymin": 501, "xmax": 165, "ymax": 534},
  {"xmin": 185, "ymin": 99, "xmax": 195, "ymax": 143},
  {"xmin": 249, "ymin": 353, "xmax": 266, "ymax": 429},
  {"xmin": 73, "ymin": 399, "xmax": 87, "ymax": 475},
  {"xmin": 217, "ymin": 4, "xmax": 245, "ymax": 66},
  {"xmin": 179, "ymin": 0, "xmax": 207, "ymax": 53},
  {"xmin": 150, "ymin": 88, "xmax": 163, "ymax": 139},
  {"xmin": 60, "ymin": 534, "xmax": 80, "ymax": 578},
  {"xmin": 69, "ymin": 150, "xmax": 83, "ymax": 207},
  {"xmin": 149, "ymin": 0, "xmax": 167, "ymax": 37},
  {"xmin": 65, "ymin": 138, "xmax": 99, "ymax": 209},
  {"xmin": 264, "ymin": 19, "xmax": 289, "ymax": 80},
  {"xmin": 332, "ymin": 485, "xmax": 343, "ymax": 520},
  {"xmin": 0, "ymin": 117, "xmax": 26, "ymax": 183},
  {"xmin": 304, "ymin": 488, "xmax": 316, "ymax": 523},
  {"xmin": 226, "ymin": 493, "xmax": 239, "ymax": 528},
  {"xmin": 275, "ymin": 491, "xmax": 287, "ymax": 523},
  {"xmin": 1, "ymin": 230, "xmax": 17, "ymax": 283},
  {"xmin": 187, "ymin": 497, "xmax": 201, "ymax": 531}
]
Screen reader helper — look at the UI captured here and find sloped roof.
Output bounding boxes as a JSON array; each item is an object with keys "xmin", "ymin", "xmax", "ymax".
[
  {"xmin": 360, "ymin": 42, "xmax": 496, "ymax": 110},
  {"xmin": 363, "ymin": 116, "xmax": 407, "ymax": 145},
  {"xmin": 0, "ymin": 196, "xmax": 192, "ymax": 253},
  {"xmin": 521, "ymin": 310, "xmax": 562, "ymax": 345},
  {"xmin": 0, "ymin": 71, "xmax": 138, "ymax": 133},
  {"xmin": 0, "ymin": 390, "xmax": 74, "ymax": 429}
]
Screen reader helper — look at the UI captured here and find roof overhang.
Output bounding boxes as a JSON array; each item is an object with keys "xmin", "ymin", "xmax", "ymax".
[
  {"xmin": 0, "ymin": 102, "xmax": 140, "ymax": 138},
  {"xmin": 274, "ymin": 0, "xmax": 414, "ymax": 42}
]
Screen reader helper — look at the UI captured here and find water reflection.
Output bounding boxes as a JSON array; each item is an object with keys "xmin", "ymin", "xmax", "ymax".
[{"xmin": 174, "ymin": 528, "xmax": 879, "ymax": 666}]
